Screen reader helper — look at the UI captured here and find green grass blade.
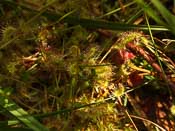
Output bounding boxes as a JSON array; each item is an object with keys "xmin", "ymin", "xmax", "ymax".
[
  {"xmin": 134, "ymin": 0, "xmax": 166, "ymax": 25},
  {"xmin": 98, "ymin": 1, "xmax": 136, "ymax": 18},
  {"xmin": 145, "ymin": 15, "xmax": 165, "ymax": 78},
  {"xmin": 135, "ymin": 0, "xmax": 175, "ymax": 35},
  {"xmin": 0, "ymin": 93, "xmax": 48, "ymax": 131},
  {"xmin": 151, "ymin": 0, "xmax": 175, "ymax": 34},
  {"xmin": 3, "ymin": 0, "xmax": 169, "ymax": 32},
  {"xmin": 151, "ymin": 0, "xmax": 175, "ymax": 24},
  {"xmin": 62, "ymin": 16, "xmax": 169, "ymax": 31}
]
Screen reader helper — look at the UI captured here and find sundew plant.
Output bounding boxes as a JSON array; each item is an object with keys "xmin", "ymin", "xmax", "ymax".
[{"xmin": 0, "ymin": 0, "xmax": 175, "ymax": 130}]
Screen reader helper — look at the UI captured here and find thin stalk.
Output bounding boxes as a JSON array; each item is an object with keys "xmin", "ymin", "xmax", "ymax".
[
  {"xmin": 130, "ymin": 115, "xmax": 166, "ymax": 131},
  {"xmin": 118, "ymin": 98, "xmax": 138, "ymax": 131}
]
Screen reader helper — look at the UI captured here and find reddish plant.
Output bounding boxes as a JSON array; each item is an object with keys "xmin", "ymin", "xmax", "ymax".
[
  {"xmin": 127, "ymin": 71, "xmax": 144, "ymax": 87},
  {"xmin": 110, "ymin": 48, "xmax": 136, "ymax": 65}
]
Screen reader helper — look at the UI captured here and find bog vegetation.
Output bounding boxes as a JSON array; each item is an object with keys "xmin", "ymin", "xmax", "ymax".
[{"xmin": 0, "ymin": 0, "xmax": 175, "ymax": 131}]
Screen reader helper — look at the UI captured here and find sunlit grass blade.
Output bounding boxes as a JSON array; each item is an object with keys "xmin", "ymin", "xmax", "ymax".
[{"xmin": 0, "ymin": 92, "xmax": 48, "ymax": 131}]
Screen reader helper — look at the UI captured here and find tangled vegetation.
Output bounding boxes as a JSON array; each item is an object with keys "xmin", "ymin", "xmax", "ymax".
[{"xmin": 0, "ymin": 0, "xmax": 175, "ymax": 131}]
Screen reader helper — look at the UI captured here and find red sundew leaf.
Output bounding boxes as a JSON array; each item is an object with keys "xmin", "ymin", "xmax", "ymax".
[
  {"xmin": 123, "ymin": 50, "xmax": 136, "ymax": 60},
  {"xmin": 110, "ymin": 49, "xmax": 125, "ymax": 65},
  {"xmin": 110, "ymin": 49, "xmax": 136, "ymax": 65}
]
